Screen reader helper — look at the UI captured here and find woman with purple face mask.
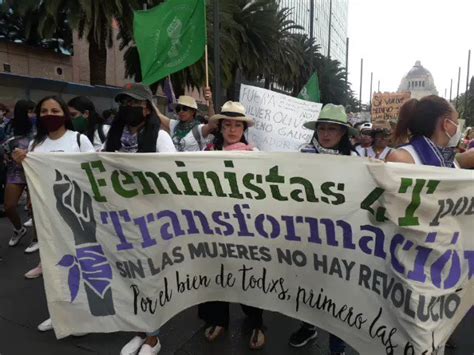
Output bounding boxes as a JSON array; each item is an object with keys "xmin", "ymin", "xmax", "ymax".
[{"xmin": 13, "ymin": 96, "xmax": 95, "ymax": 334}]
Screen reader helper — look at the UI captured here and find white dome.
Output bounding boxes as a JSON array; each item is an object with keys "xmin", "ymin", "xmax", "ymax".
[{"xmin": 398, "ymin": 60, "xmax": 438, "ymax": 99}]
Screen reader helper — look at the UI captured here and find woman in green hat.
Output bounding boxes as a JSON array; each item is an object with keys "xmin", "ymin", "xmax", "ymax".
[{"xmin": 289, "ymin": 103, "xmax": 357, "ymax": 355}]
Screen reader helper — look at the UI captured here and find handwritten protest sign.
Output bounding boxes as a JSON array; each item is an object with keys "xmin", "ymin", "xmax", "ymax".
[
  {"xmin": 371, "ymin": 92, "xmax": 411, "ymax": 121},
  {"xmin": 239, "ymin": 84, "xmax": 322, "ymax": 151},
  {"xmin": 24, "ymin": 152, "xmax": 473, "ymax": 354}
]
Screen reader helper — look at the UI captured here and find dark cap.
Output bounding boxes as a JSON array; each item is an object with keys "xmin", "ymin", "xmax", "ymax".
[{"xmin": 115, "ymin": 83, "xmax": 153, "ymax": 103}]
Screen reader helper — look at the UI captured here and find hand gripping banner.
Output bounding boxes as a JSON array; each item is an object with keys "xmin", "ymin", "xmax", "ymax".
[{"xmin": 23, "ymin": 152, "xmax": 473, "ymax": 354}]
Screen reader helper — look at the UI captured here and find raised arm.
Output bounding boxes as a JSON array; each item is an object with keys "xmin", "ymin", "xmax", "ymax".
[
  {"xmin": 201, "ymin": 86, "xmax": 217, "ymax": 137},
  {"xmin": 151, "ymin": 104, "xmax": 172, "ymax": 133}
]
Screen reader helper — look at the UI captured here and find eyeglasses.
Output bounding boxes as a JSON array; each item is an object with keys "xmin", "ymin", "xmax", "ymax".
[{"xmin": 176, "ymin": 105, "xmax": 191, "ymax": 113}]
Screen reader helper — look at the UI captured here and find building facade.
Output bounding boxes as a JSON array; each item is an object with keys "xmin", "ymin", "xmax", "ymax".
[
  {"xmin": 398, "ymin": 60, "xmax": 438, "ymax": 100},
  {"xmin": 278, "ymin": 0, "xmax": 349, "ymax": 66}
]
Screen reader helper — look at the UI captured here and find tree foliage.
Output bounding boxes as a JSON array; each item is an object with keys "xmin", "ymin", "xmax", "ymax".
[
  {"xmin": 3, "ymin": 0, "xmax": 357, "ymax": 107},
  {"xmin": 454, "ymin": 76, "xmax": 474, "ymax": 128}
]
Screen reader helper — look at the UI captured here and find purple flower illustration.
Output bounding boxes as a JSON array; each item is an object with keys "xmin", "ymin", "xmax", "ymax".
[{"xmin": 58, "ymin": 244, "xmax": 112, "ymax": 303}]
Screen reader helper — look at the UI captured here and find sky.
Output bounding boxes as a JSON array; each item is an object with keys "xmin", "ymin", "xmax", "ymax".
[{"xmin": 347, "ymin": 0, "xmax": 474, "ymax": 104}]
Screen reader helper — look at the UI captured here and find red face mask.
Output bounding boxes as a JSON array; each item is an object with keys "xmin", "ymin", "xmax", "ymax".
[{"xmin": 40, "ymin": 114, "xmax": 66, "ymax": 132}]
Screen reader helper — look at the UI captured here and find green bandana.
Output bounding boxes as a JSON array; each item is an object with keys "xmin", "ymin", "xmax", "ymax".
[{"xmin": 172, "ymin": 119, "xmax": 199, "ymax": 151}]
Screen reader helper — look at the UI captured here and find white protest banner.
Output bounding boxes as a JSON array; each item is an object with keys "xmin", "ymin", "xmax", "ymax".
[
  {"xmin": 239, "ymin": 84, "xmax": 322, "ymax": 151},
  {"xmin": 24, "ymin": 152, "xmax": 473, "ymax": 354}
]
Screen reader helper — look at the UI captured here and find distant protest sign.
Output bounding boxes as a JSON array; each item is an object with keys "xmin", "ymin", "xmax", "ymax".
[
  {"xmin": 371, "ymin": 92, "xmax": 411, "ymax": 121},
  {"xmin": 24, "ymin": 152, "xmax": 473, "ymax": 354},
  {"xmin": 239, "ymin": 84, "xmax": 322, "ymax": 151}
]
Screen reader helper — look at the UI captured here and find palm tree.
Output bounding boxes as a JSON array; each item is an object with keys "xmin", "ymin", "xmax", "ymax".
[
  {"xmin": 122, "ymin": 0, "xmax": 303, "ymax": 99},
  {"xmin": 14, "ymin": 0, "xmax": 148, "ymax": 85},
  {"xmin": 455, "ymin": 76, "xmax": 474, "ymax": 127},
  {"xmin": 0, "ymin": 3, "xmax": 73, "ymax": 55}
]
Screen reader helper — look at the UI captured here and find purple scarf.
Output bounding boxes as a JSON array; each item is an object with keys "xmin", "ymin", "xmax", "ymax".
[{"xmin": 410, "ymin": 136, "xmax": 456, "ymax": 168}]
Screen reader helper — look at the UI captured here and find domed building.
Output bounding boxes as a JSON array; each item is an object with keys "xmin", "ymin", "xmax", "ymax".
[{"xmin": 398, "ymin": 60, "xmax": 438, "ymax": 99}]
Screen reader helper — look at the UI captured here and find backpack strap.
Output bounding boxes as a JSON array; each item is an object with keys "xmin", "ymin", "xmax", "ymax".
[
  {"xmin": 191, "ymin": 125, "xmax": 202, "ymax": 150},
  {"xmin": 97, "ymin": 124, "xmax": 106, "ymax": 143},
  {"xmin": 76, "ymin": 132, "xmax": 81, "ymax": 149}
]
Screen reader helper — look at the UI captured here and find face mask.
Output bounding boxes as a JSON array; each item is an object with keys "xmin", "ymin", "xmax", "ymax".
[
  {"xmin": 72, "ymin": 115, "xmax": 88, "ymax": 133},
  {"xmin": 119, "ymin": 106, "xmax": 145, "ymax": 127},
  {"xmin": 445, "ymin": 119, "xmax": 462, "ymax": 147},
  {"xmin": 40, "ymin": 114, "xmax": 66, "ymax": 132}
]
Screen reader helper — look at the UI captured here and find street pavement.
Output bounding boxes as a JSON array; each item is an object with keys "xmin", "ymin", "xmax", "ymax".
[{"xmin": 0, "ymin": 210, "xmax": 472, "ymax": 355}]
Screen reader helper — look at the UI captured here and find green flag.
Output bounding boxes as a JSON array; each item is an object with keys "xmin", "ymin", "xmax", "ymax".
[
  {"xmin": 134, "ymin": 0, "xmax": 206, "ymax": 85},
  {"xmin": 298, "ymin": 72, "xmax": 321, "ymax": 103}
]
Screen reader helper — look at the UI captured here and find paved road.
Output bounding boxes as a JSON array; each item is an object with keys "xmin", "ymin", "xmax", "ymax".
[{"xmin": 0, "ymin": 211, "xmax": 472, "ymax": 355}]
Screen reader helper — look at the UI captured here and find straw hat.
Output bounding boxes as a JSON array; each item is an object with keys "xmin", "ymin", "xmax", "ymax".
[
  {"xmin": 304, "ymin": 103, "xmax": 358, "ymax": 136},
  {"xmin": 210, "ymin": 101, "xmax": 254, "ymax": 127},
  {"xmin": 172, "ymin": 95, "xmax": 198, "ymax": 110}
]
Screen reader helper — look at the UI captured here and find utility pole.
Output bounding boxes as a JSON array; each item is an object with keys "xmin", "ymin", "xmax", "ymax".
[
  {"xmin": 377, "ymin": 80, "xmax": 380, "ymax": 92},
  {"xmin": 369, "ymin": 72, "xmax": 373, "ymax": 107},
  {"xmin": 345, "ymin": 37, "xmax": 349, "ymax": 86},
  {"xmin": 213, "ymin": 0, "xmax": 221, "ymax": 109},
  {"xmin": 309, "ymin": 0, "xmax": 315, "ymax": 76},
  {"xmin": 327, "ymin": 0, "xmax": 332, "ymax": 58},
  {"xmin": 449, "ymin": 79, "xmax": 453, "ymax": 101},
  {"xmin": 456, "ymin": 67, "xmax": 461, "ymax": 108},
  {"xmin": 359, "ymin": 58, "xmax": 363, "ymax": 111},
  {"xmin": 465, "ymin": 49, "xmax": 471, "ymax": 118}
]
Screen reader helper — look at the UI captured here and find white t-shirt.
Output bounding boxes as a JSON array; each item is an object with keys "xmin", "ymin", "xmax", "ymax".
[
  {"xmin": 355, "ymin": 145, "xmax": 375, "ymax": 158},
  {"xmin": 367, "ymin": 146, "xmax": 393, "ymax": 160},
  {"xmin": 29, "ymin": 130, "xmax": 95, "ymax": 153},
  {"xmin": 170, "ymin": 120, "xmax": 211, "ymax": 152},
  {"xmin": 92, "ymin": 124, "xmax": 110, "ymax": 151},
  {"xmin": 155, "ymin": 129, "xmax": 176, "ymax": 152},
  {"xmin": 400, "ymin": 144, "xmax": 460, "ymax": 168},
  {"xmin": 113, "ymin": 128, "xmax": 176, "ymax": 153}
]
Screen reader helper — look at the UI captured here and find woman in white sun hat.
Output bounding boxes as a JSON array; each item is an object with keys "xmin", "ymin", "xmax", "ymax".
[
  {"xmin": 205, "ymin": 101, "xmax": 257, "ymax": 151},
  {"xmin": 198, "ymin": 101, "xmax": 264, "ymax": 350},
  {"xmin": 156, "ymin": 89, "xmax": 217, "ymax": 152}
]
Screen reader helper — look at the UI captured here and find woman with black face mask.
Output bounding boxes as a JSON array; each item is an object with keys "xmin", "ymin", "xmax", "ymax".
[
  {"xmin": 104, "ymin": 84, "xmax": 175, "ymax": 153},
  {"xmin": 106, "ymin": 84, "xmax": 175, "ymax": 355}
]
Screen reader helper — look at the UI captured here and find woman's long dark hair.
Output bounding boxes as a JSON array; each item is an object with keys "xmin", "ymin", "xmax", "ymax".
[
  {"xmin": 314, "ymin": 125, "xmax": 355, "ymax": 156},
  {"xmin": 394, "ymin": 95, "xmax": 454, "ymax": 145},
  {"xmin": 68, "ymin": 96, "xmax": 103, "ymax": 142},
  {"xmin": 104, "ymin": 101, "xmax": 160, "ymax": 152},
  {"xmin": 211, "ymin": 120, "xmax": 248, "ymax": 151},
  {"xmin": 31, "ymin": 96, "xmax": 73, "ymax": 150},
  {"xmin": 12, "ymin": 99, "xmax": 35, "ymax": 136}
]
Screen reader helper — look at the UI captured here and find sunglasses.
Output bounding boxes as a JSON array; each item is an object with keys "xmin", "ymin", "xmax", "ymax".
[{"xmin": 176, "ymin": 105, "xmax": 192, "ymax": 113}]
